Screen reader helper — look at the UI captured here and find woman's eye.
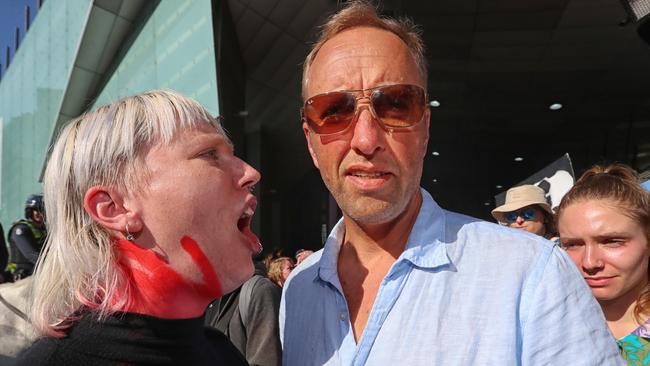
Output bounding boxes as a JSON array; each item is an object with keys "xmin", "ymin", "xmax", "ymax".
[
  {"xmin": 560, "ymin": 241, "xmax": 581, "ymax": 249},
  {"xmin": 603, "ymin": 239, "xmax": 624, "ymax": 246},
  {"xmin": 201, "ymin": 149, "xmax": 219, "ymax": 160}
]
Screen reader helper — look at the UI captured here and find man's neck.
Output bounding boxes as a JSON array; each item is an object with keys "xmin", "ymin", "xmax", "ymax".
[
  {"xmin": 336, "ymin": 191, "xmax": 423, "ymax": 342},
  {"xmin": 341, "ymin": 190, "xmax": 423, "ymax": 262}
]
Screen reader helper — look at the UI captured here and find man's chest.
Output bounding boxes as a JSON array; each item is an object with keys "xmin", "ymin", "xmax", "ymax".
[
  {"xmin": 298, "ymin": 268, "xmax": 522, "ymax": 366},
  {"xmin": 339, "ymin": 260, "xmax": 394, "ymax": 341}
]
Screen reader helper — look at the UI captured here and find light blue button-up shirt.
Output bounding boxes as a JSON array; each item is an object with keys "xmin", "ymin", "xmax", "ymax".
[{"xmin": 280, "ymin": 189, "xmax": 624, "ymax": 365}]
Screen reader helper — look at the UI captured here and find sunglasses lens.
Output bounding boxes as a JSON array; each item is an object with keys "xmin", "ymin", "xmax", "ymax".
[
  {"xmin": 304, "ymin": 92, "xmax": 356, "ymax": 134},
  {"xmin": 372, "ymin": 84, "xmax": 425, "ymax": 128},
  {"xmin": 504, "ymin": 212, "xmax": 518, "ymax": 223},
  {"xmin": 504, "ymin": 208, "xmax": 537, "ymax": 223},
  {"xmin": 304, "ymin": 84, "xmax": 426, "ymax": 135},
  {"xmin": 522, "ymin": 209, "xmax": 536, "ymax": 221}
]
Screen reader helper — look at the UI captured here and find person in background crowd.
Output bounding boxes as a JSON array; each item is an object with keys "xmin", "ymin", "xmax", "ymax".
[
  {"xmin": 267, "ymin": 257, "xmax": 293, "ymax": 288},
  {"xmin": 641, "ymin": 170, "xmax": 650, "ymax": 192},
  {"xmin": 557, "ymin": 164, "xmax": 650, "ymax": 364},
  {"xmin": 205, "ymin": 259, "xmax": 282, "ymax": 366},
  {"xmin": 279, "ymin": 1, "xmax": 624, "ymax": 365},
  {"xmin": 263, "ymin": 247, "xmax": 284, "ymax": 271},
  {"xmin": 0, "ymin": 222, "xmax": 9, "ymax": 283},
  {"xmin": 7, "ymin": 194, "xmax": 47, "ymax": 281},
  {"xmin": 294, "ymin": 249, "xmax": 314, "ymax": 266},
  {"xmin": 16, "ymin": 90, "xmax": 260, "ymax": 365},
  {"xmin": 0, "ymin": 276, "xmax": 36, "ymax": 361},
  {"xmin": 491, "ymin": 185, "xmax": 558, "ymax": 241}
]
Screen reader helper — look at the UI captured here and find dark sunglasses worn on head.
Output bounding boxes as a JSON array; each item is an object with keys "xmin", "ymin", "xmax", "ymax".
[
  {"xmin": 504, "ymin": 208, "xmax": 538, "ymax": 223},
  {"xmin": 302, "ymin": 84, "xmax": 427, "ymax": 135}
]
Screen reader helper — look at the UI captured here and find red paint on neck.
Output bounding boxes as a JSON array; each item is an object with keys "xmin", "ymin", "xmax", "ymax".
[
  {"xmin": 112, "ymin": 236, "xmax": 222, "ymax": 318},
  {"xmin": 180, "ymin": 236, "xmax": 222, "ymax": 295}
]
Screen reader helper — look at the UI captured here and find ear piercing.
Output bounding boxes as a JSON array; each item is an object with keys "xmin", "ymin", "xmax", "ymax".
[{"xmin": 125, "ymin": 223, "xmax": 135, "ymax": 241}]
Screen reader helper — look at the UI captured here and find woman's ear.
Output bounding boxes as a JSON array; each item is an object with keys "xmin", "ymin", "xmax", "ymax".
[{"xmin": 83, "ymin": 186, "xmax": 142, "ymax": 234}]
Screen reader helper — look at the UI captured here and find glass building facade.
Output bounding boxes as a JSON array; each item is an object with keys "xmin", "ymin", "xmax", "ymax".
[
  {"xmin": 0, "ymin": 0, "xmax": 92, "ymax": 226},
  {"xmin": 0, "ymin": 0, "xmax": 221, "ymax": 228}
]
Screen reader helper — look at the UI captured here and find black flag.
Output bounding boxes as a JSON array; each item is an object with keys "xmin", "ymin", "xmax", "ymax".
[{"xmin": 495, "ymin": 154, "xmax": 575, "ymax": 211}]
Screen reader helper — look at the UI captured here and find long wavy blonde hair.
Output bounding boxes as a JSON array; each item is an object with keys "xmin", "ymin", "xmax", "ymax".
[{"xmin": 31, "ymin": 90, "xmax": 224, "ymax": 337}]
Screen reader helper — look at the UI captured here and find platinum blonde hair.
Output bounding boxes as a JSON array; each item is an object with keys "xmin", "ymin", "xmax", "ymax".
[
  {"xmin": 31, "ymin": 90, "xmax": 224, "ymax": 337},
  {"xmin": 302, "ymin": 0, "xmax": 427, "ymax": 98}
]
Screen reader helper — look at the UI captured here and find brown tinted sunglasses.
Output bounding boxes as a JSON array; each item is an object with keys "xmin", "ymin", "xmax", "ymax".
[{"xmin": 302, "ymin": 84, "xmax": 427, "ymax": 135}]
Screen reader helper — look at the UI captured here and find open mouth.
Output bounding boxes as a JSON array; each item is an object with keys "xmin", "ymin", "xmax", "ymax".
[
  {"xmin": 236, "ymin": 197, "xmax": 260, "ymax": 252},
  {"xmin": 237, "ymin": 206, "xmax": 254, "ymax": 232}
]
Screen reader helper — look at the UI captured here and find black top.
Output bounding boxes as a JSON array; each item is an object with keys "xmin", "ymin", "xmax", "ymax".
[
  {"xmin": 16, "ymin": 311, "xmax": 249, "ymax": 366},
  {"xmin": 8, "ymin": 220, "xmax": 46, "ymax": 277}
]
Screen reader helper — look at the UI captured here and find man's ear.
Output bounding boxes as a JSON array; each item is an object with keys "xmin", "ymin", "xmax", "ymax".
[
  {"xmin": 303, "ymin": 122, "xmax": 320, "ymax": 169},
  {"xmin": 421, "ymin": 108, "xmax": 431, "ymax": 159},
  {"xmin": 83, "ymin": 186, "xmax": 142, "ymax": 234}
]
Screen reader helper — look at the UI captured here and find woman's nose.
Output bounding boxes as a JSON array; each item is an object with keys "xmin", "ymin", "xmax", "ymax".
[{"xmin": 237, "ymin": 158, "xmax": 261, "ymax": 190}]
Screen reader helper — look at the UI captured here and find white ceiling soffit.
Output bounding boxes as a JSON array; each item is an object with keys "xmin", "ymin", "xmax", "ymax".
[{"xmin": 41, "ymin": 0, "xmax": 147, "ymax": 180}]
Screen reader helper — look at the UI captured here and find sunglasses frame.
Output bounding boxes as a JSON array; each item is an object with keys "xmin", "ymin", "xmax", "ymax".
[
  {"xmin": 301, "ymin": 83, "xmax": 428, "ymax": 136},
  {"xmin": 503, "ymin": 208, "xmax": 538, "ymax": 223}
]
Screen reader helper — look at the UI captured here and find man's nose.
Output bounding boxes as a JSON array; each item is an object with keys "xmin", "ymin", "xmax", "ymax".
[{"xmin": 349, "ymin": 103, "xmax": 386, "ymax": 158}]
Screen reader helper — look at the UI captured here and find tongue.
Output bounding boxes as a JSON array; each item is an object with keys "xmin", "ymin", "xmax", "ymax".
[{"xmin": 242, "ymin": 226, "xmax": 260, "ymax": 252}]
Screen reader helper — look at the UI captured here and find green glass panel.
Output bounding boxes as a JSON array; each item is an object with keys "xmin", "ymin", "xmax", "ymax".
[
  {"xmin": 0, "ymin": 0, "xmax": 92, "ymax": 227},
  {"xmin": 92, "ymin": 0, "xmax": 220, "ymax": 115}
]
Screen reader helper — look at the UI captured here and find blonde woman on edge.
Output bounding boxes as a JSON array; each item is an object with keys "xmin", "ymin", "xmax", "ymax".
[
  {"xmin": 557, "ymin": 164, "xmax": 650, "ymax": 364},
  {"xmin": 16, "ymin": 90, "xmax": 260, "ymax": 365}
]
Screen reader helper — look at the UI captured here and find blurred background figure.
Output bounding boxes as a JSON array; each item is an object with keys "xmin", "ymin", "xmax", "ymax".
[
  {"xmin": 263, "ymin": 247, "xmax": 284, "ymax": 272},
  {"xmin": 7, "ymin": 194, "xmax": 46, "ymax": 281},
  {"xmin": 205, "ymin": 259, "xmax": 282, "ymax": 366},
  {"xmin": 0, "ymin": 223, "xmax": 8, "ymax": 283},
  {"xmin": 0, "ymin": 275, "xmax": 35, "ymax": 361},
  {"xmin": 641, "ymin": 170, "xmax": 650, "ymax": 192},
  {"xmin": 492, "ymin": 185, "xmax": 558, "ymax": 241},
  {"xmin": 557, "ymin": 164, "xmax": 650, "ymax": 363},
  {"xmin": 267, "ymin": 257, "xmax": 293, "ymax": 288},
  {"xmin": 294, "ymin": 249, "xmax": 314, "ymax": 266}
]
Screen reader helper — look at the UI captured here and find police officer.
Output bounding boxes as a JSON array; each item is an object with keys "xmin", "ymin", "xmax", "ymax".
[{"xmin": 8, "ymin": 194, "xmax": 46, "ymax": 281}]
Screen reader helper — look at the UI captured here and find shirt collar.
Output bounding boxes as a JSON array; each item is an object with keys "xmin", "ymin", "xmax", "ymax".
[
  {"xmin": 317, "ymin": 218, "xmax": 346, "ymax": 285},
  {"xmin": 400, "ymin": 189, "xmax": 452, "ymax": 269},
  {"xmin": 316, "ymin": 188, "xmax": 453, "ymax": 284}
]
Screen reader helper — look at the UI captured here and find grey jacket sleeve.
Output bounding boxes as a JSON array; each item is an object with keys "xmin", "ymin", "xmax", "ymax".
[{"xmin": 243, "ymin": 278, "xmax": 283, "ymax": 366}]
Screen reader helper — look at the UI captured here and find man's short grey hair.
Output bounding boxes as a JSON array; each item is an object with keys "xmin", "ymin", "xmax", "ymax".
[
  {"xmin": 30, "ymin": 90, "xmax": 224, "ymax": 337},
  {"xmin": 302, "ymin": 0, "xmax": 427, "ymax": 98}
]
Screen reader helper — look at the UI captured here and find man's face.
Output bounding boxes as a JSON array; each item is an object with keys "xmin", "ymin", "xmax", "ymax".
[
  {"xmin": 303, "ymin": 27, "xmax": 430, "ymax": 225},
  {"xmin": 131, "ymin": 123, "xmax": 261, "ymax": 296},
  {"xmin": 32, "ymin": 210, "xmax": 44, "ymax": 223}
]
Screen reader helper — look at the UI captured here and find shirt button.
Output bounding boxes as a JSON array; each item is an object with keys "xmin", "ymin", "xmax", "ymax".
[{"xmin": 339, "ymin": 312, "xmax": 346, "ymax": 321}]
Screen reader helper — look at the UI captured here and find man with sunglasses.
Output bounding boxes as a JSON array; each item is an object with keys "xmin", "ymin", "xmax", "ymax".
[{"xmin": 279, "ymin": 2, "xmax": 623, "ymax": 365}]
